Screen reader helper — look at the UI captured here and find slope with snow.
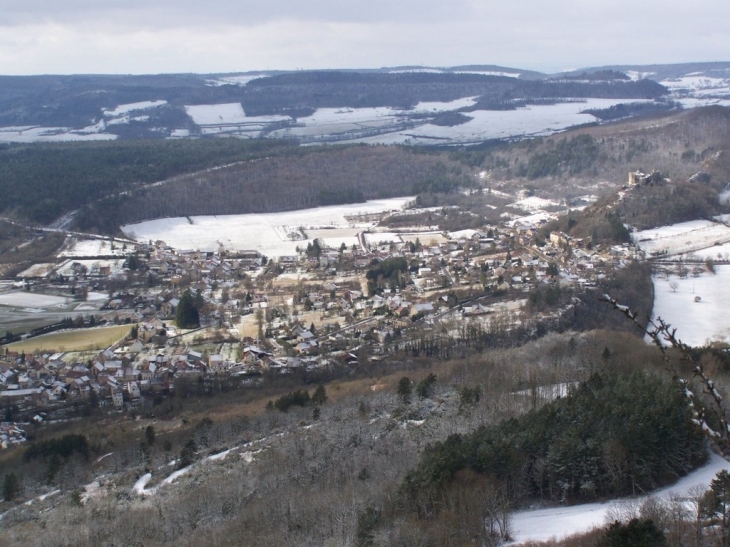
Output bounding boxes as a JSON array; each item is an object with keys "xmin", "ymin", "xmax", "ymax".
[
  {"xmin": 103, "ymin": 100, "xmax": 168, "ymax": 117},
  {"xmin": 510, "ymin": 452, "xmax": 730, "ymax": 544},
  {"xmin": 632, "ymin": 220, "xmax": 730, "ymax": 257}
]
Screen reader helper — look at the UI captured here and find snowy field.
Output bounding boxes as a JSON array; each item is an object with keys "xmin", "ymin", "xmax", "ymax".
[
  {"xmin": 364, "ymin": 232, "xmax": 403, "ymax": 246},
  {"xmin": 0, "ymin": 292, "xmax": 69, "ymax": 309},
  {"xmin": 651, "ymin": 266, "xmax": 730, "ymax": 347},
  {"xmin": 16, "ymin": 263, "xmax": 58, "ymax": 278},
  {"xmin": 184, "ymin": 103, "xmax": 289, "ymax": 135},
  {"xmin": 58, "ymin": 238, "xmax": 127, "ymax": 258},
  {"xmin": 506, "ymin": 211, "xmax": 557, "ymax": 228},
  {"xmin": 401, "ymin": 232, "xmax": 448, "ymax": 245},
  {"xmin": 306, "ymin": 228, "xmax": 361, "ymax": 250},
  {"xmin": 0, "ymin": 126, "xmax": 117, "ymax": 144},
  {"xmin": 55, "ymin": 259, "xmax": 127, "ymax": 278},
  {"xmin": 510, "ymin": 452, "xmax": 730, "ymax": 544},
  {"xmin": 343, "ymin": 99, "xmax": 641, "ymax": 145},
  {"xmin": 678, "ymin": 242, "xmax": 730, "ymax": 261},
  {"xmin": 410, "ymin": 96, "xmax": 478, "ymax": 113},
  {"xmin": 204, "ymin": 74, "xmax": 270, "ymax": 86},
  {"xmin": 103, "ymin": 100, "xmax": 167, "ymax": 117},
  {"xmin": 184, "ymin": 103, "xmax": 250, "ymax": 125},
  {"xmin": 662, "ymin": 76, "xmax": 730, "ymax": 97},
  {"xmin": 121, "ymin": 197, "xmax": 413, "ymax": 256},
  {"xmin": 268, "ymin": 98, "xmax": 633, "ymax": 145},
  {"xmin": 632, "ymin": 220, "xmax": 730, "ymax": 257},
  {"xmin": 268, "ymin": 106, "xmax": 407, "ymax": 140},
  {"xmin": 508, "ymin": 196, "xmax": 561, "ymax": 212}
]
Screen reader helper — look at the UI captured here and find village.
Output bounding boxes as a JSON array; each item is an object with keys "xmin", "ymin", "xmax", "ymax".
[{"xmin": 0, "ymin": 183, "xmax": 652, "ymax": 443}]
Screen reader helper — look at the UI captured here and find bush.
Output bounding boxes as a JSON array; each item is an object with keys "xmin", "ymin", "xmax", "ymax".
[
  {"xmin": 598, "ymin": 519, "xmax": 667, "ymax": 547},
  {"xmin": 274, "ymin": 390, "xmax": 311, "ymax": 412}
]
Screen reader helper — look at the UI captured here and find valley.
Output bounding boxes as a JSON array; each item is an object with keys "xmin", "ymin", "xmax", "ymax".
[{"xmin": 2, "ymin": 63, "xmax": 730, "ymax": 546}]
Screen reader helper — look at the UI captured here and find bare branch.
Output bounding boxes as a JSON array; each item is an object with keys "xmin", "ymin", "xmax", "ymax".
[{"xmin": 600, "ymin": 293, "xmax": 729, "ymax": 449}]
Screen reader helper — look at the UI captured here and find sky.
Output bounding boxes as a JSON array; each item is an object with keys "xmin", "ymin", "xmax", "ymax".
[{"xmin": 0, "ymin": 0, "xmax": 729, "ymax": 75}]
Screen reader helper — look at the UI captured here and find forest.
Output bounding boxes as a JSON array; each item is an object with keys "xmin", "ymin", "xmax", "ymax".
[
  {"xmin": 241, "ymin": 72, "xmax": 668, "ymax": 116},
  {"xmin": 403, "ymin": 371, "xmax": 706, "ymax": 506},
  {"xmin": 74, "ymin": 145, "xmax": 467, "ymax": 233},
  {"xmin": 0, "ymin": 139, "xmax": 296, "ymax": 224}
]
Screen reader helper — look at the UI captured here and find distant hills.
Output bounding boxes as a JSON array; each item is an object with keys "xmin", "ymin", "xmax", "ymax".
[{"xmin": 0, "ymin": 62, "xmax": 727, "ymax": 144}]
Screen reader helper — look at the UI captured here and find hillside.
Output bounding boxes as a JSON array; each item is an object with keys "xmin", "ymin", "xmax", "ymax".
[
  {"xmin": 0, "ymin": 331, "xmax": 720, "ymax": 547},
  {"xmin": 2, "ymin": 105, "xmax": 729, "ymax": 234},
  {"xmin": 73, "ymin": 145, "xmax": 467, "ymax": 233}
]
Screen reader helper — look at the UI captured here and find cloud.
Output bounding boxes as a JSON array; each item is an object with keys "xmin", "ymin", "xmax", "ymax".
[
  {"xmin": 0, "ymin": 0, "xmax": 475, "ymax": 28},
  {"xmin": 0, "ymin": 1, "xmax": 728, "ymax": 74}
]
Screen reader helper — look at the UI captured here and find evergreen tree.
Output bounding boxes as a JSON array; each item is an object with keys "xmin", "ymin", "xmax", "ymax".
[
  {"xmin": 178, "ymin": 439, "xmax": 197, "ymax": 469},
  {"xmin": 176, "ymin": 290, "xmax": 200, "ymax": 328},
  {"xmin": 397, "ymin": 377, "xmax": 412, "ymax": 404},
  {"xmin": 312, "ymin": 385, "xmax": 328, "ymax": 406},
  {"xmin": 702, "ymin": 470, "xmax": 730, "ymax": 542},
  {"xmin": 2, "ymin": 472, "xmax": 20, "ymax": 502},
  {"xmin": 145, "ymin": 425, "xmax": 156, "ymax": 446},
  {"xmin": 416, "ymin": 373, "xmax": 437, "ymax": 399}
]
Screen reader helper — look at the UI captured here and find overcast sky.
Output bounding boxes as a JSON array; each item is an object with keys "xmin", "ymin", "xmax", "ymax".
[{"xmin": 0, "ymin": 0, "xmax": 728, "ymax": 75}]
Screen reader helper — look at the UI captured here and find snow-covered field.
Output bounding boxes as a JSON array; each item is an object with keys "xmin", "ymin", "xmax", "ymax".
[
  {"xmin": 662, "ymin": 76, "xmax": 730, "ymax": 97},
  {"xmin": 121, "ymin": 197, "xmax": 413, "ymax": 256},
  {"xmin": 401, "ymin": 232, "xmax": 448, "ymax": 245},
  {"xmin": 183, "ymin": 103, "xmax": 291, "ymax": 136},
  {"xmin": 184, "ymin": 103, "xmax": 290, "ymax": 136},
  {"xmin": 16, "ymin": 263, "xmax": 58, "ymax": 278},
  {"xmin": 0, "ymin": 292, "xmax": 70, "ymax": 308},
  {"xmin": 364, "ymin": 232, "xmax": 403, "ymax": 246},
  {"xmin": 509, "ymin": 196, "xmax": 561, "ymax": 212},
  {"xmin": 267, "ymin": 98, "xmax": 640, "ymax": 145},
  {"xmin": 346, "ymin": 98, "xmax": 638, "ymax": 145},
  {"xmin": 679, "ymin": 242, "xmax": 730, "ymax": 261},
  {"xmin": 410, "ymin": 96, "xmax": 478, "ymax": 113},
  {"xmin": 632, "ymin": 220, "xmax": 730, "ymax": 257},
  {"xmin": 204, "ymin": 74, "xmax": 270, "ymax": 86},
  {"xmin": 184, "ymin": 103, "xmax": 250, "ymax": 125},
  {"xmin": 58, "ymin": 238, "xmax": 127, "ymax": 258},
  {"xmin": 510, "ymin": 452, "xmax": 730, "ymax": 544},
  {"xmin": 506, "ymin": 211, "xmax": 557, "ymax": 228},
  {"xmin": 306, "ymin": 228, "xmax": 361, "ymax": 250},
  {"xmin": 55, "ymin": 259, "xmax": 127, "ymax": 278},
  {"xmin": 0, "ymin": 126, "xmax": 117, "ymax": 144},
  {"xmin": 268, "ymin": 106, "xmax": 407, "ymax": 140},
  {"xmin": 651, "ymin": 266, "xmax": 730, "ymax": 347},
  {"xmin": 103, "ymin": 100, "xmax": 167, "ymax": 117}
]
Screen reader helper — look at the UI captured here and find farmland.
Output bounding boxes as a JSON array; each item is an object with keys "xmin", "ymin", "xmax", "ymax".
[{"xmin": 5, "ymin": 324, "xmax": 132, "ymax": 353}]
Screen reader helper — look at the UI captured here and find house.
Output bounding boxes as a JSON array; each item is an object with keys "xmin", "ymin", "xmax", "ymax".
[
  {"xmin": 208, "ymin": 354, "xmax": 226, "ymax": 372},
  {"xmin": 160, "ymin": 298, "xmax": 180, "ymax": 318},
  {"xmin": 111, "ymin": 389, "xmax": 124, "ymax": 409}
]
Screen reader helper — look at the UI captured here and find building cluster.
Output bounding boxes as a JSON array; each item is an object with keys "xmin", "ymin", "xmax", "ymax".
[{"xmin": 1, "ymin": 202, "xmax": 640, "ymax": 435}]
